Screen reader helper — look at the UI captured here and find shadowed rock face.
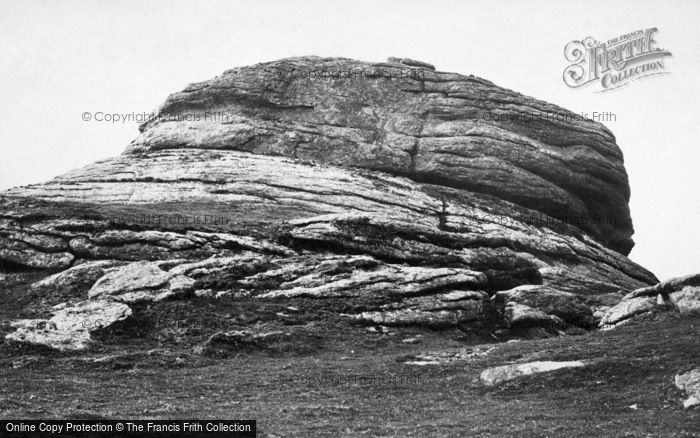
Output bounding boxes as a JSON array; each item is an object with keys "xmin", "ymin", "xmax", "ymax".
[{"xmin": 0, "ymin": 57, "xmax": 659, "ymax": 349}]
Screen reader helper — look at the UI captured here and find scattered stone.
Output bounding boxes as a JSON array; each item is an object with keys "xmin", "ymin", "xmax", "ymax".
[
  {"xmin": 194, "ymin": 289, "xmax": 215, "ymax": 298},
  {"xmin": 405, "ymin": 359, "xmax": 440, "ymax": 366}
]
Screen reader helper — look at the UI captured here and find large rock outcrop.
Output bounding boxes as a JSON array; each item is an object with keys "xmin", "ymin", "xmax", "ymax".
[{"xmin": 0, "ymin": 56, "xmax": 659, "ymax": 350}]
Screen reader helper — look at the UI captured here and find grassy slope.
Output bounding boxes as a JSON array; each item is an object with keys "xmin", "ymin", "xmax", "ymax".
[{"xmin": 1, "ymin": 304, "xmax": 698, "ymax": 437}]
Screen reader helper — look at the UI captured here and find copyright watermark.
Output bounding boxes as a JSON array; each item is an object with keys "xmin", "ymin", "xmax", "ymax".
[
  {"xmin": 564, "ymin": 27, "xmax": 672, "ymax": 92},
  {"xmin": 276, "ymin": 373, "xmax": 423, "ymax": 387},
  {"xmin": 81, "ymin": 318, "xmax": 107, "ymax": 330},
  {"xmin": 277, "ymin": 67, "xmax": 426, "ymax": 80},
  {"xmin": 465, "ymin": 110, "xmax": 616, "ymax": 124},
  {"xmin": 81, "ymin": 111, "xmax": 231, "ymax": 123},
  {"xmin": 108, "ymin": 213, "xmax": 232, "ymax": 227},
  {"xmin": 476, "ymin": 211, "xmax": 618, "ymax": 228}
]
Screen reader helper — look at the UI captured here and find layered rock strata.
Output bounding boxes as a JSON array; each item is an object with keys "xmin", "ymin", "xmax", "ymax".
[{"xmin": 0, "ymin": 57, "xmax": 660, "ymax": 350}]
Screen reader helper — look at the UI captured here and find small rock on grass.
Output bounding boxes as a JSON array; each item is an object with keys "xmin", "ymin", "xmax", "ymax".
[
  {"xmin": 675, "ymin": 368, "xmax": 700, "ymax": 409},
  {"xmin": 5, "ymin": 300, "xmax": 132, "ymax": 351},
  {"xmin": 480, "ymin": 361, "xmax": 586, "ymax": 386},
  {"xmin": 196, "ymin": 330, "xmax": 291, "ymax": 356}
]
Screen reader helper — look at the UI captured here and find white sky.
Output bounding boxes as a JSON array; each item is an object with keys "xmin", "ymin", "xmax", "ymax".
[{"xmin": 1, "ymin": 0, "xmax": 698, "ymax": 281}]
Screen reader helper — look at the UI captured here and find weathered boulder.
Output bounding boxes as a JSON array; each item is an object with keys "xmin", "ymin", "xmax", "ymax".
[
  {"xmin": 480, "ymin": 360, "xmax": 586, "ymax": 386},
  {"xmin": 88, "ymin": 261, "xmax": 195, "ymax": 303},
  {"xmin": 494, "ymin": 285, "xmax": 595, "ymax": 328},
  {"xmin": 31, "ymin": 260, "xmax": 124, "ymax": 294},
  {"xmin": 5, "ymin": 301, "xmax": 132, "ymax": 351},
  {"xmin": 599, "ymin": 297, "xmax": 657, "ymax": 329},
  {"xmin": 503, "ymin": 302, "xmax": 566, "ymax": 330}
]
